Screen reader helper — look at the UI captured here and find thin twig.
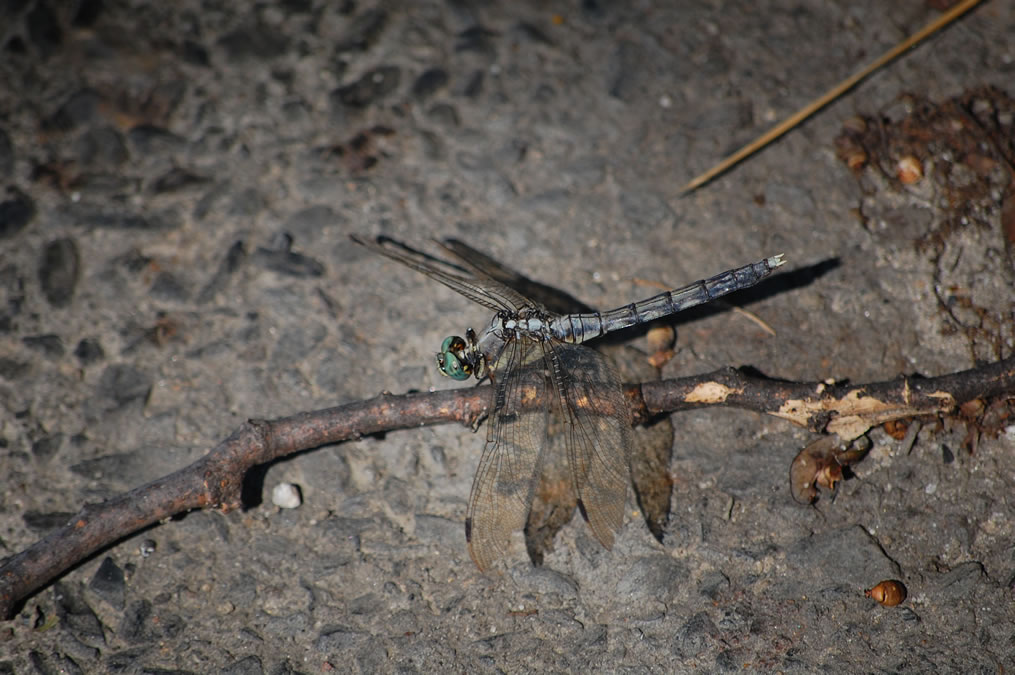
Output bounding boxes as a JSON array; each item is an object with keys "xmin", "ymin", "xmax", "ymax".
[{"xmin": 2, "ymin": 356, "xmax": 1013, "ymax": 618}]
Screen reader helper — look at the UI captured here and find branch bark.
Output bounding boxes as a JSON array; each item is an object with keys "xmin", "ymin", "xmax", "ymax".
[{"xmin": 2, "ymin": 357, "xmax": 1013, "ymax": 618}]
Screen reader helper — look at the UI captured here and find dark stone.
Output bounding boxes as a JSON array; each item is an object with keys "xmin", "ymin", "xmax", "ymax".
[
  {"xmin": 22, "ymin": 333, "xmax": 64, "ymax": 357},
  {"xmin": 42, "ymin": 88, "xmax": 101, "ymax": 132},
  {"xmin": 315, "ymin": 625, "xmax": 368, "ymax": 652},
  {"xmin": 31, "ymin": 433, "xmax": 64, "ymax": 461},
  {"xmin": 0, "ymin": 187, "xmax": 36, "ymax": 238},
  {"xmin": 181, "ymin": 39, "xmax": 210, "ymax": 66},
  {"xmin": 197, "ymin": 240, "xmax": 246, "ymax": 304},
  {"xmin": 39, "ymin": 237, "xmax": 79, "ymax": 306},
  {"xmin": 27, "ymin": 1, "xmax": 62, "ymax": 54},
  {"xmin": 69, "ymin": 452, "xmax": 136, "ymax": 481},
  {"xmin": 715, "ymin": 649, "xmax": 744, "ymax": 672},
  {"xmin": 608, "ymin": 41, "xmax": 647, "ymax": 102},
  {"xmin": 251, "ymin": 247, "xmax": 325, "ymax": 278},
  {"xmin": 267, "ymin": 657, "xmax": 308, "ymax": 675},
  {"xmin": 74, "ymin": 337, "xmax": 105, "ymax": 364},
  {"xmin": 221, "ymin": 655, "xmax": 264, "ymax": 675},
  {"xmin": 425, "ymin": 103, "xmax": 459, "ymax": 127},
  {"xmin": 56, "ymin": 632, "xmax": 99, "ymax": 667},
  {"xmin": 149, "ymin": 271, "xmax": 189, "ymax": 302},
  {"xmin": 4, "ymin": 35, "xmax": 27, "ymax": 55},
  {"xmin": 334, "ymin": 8, "xmax": 387, "ymax": 52},
  {"xmin": 0, "ymin": 357, "xmax": 30, "ymax": 379},
  {"xmin": 455, "ymin": 25, "xmax": 497, "ymax": 55},
  {"xmin": 672, "ymin": 612, "xmax": 719, "ymax": 658},
  {"xmin": 462, "ymin": 69, "xmax": 483, "ymax": 98},
  {"xmin": 117, "ymin": 599, "xmax": 151, "ymax": 643},
  {"xmin": 1, "ymin": 0, "xmax": 32, "ymax": 18},
  {"xmin": 53, "ymin": 581, "xmax": 106, "ymax": 646},
  {"xmin": 532, "ymin": 83, "xmax": 555, "ymax": 102},
  {"xmin": 229, "ymin": 187, "xmax": 265, "ymax": 217},
  {"xmin": 89, "ymin": 557, "xmax": 126, "ymax": 609},
  {"xmin": 280, "ymin": 0, "xmax": 312, "ymax": 12},
  {"xmin": 76, "ymin": 208, "xmax": 178, "ymax": 230},
  {"xmin": 412, "ymin": 68, "xmax": 449, "ymax": 100},
  {"xmin": 71, "ymin": 0, "xmax": 103, "ymax": 26},
  {"xmin": 103, "ymin": 647, "xmax": 154, "ymax": 672},
  {"xmin": 217, "ymin": 23, "xmax": 289, "ymax": 62},
  {"xmin": 96, "ymin": 363, "xmax": 152, "ymax": 406},
  {"xmin": 113, "ymin": 247, "xmax": 153, "ymax": 274},
  {"xmin": 192, "ymin": 180, "xmax": 230, "ymax": 220},
  {"xmin": 28, "ymin": 650, "xmax": 83, "ymax": 675},
  {"xmin": 126, "ymin": 124, "xmax": 184, "ymax": 154},
  {"xmin": 74, "ymin": 126, "xmax": 128, "ymax": 167},
  {"xmin": 67, "ymin": 172, "xmax": 137, "ymax": 195},
  {"xmin": 0, "ymin": 128, "xmax": 13, "ymax": 179},
  {"xmin": 0, "ymin": 263, "xmax": 24, "ymax": 331},
  {"xmin": 510, "ymin": 21, "xmax": 552, "ymax": 45},
  {"xmin": 22, "ymin": 510, "xmax": 73, "ymax": 532},
  {"xmin": 156, "ymin": 612, "xmax": 185, "ymax": 639},
  {"xmin": 150, "ymin": 167, "xmax": 210, "ymax": 194},
  {"xmin": 331, "ymin": 66, "xmax": 401, "ymax": 108},
  {"xmin": 698, "ymin": 571, "xmax": 731, "ymax": 600}
]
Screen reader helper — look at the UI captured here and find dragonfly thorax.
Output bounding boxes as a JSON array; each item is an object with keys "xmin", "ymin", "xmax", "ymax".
[{"xmin": 496, "ymin": 307, "xmax": 550, "ymax": 339}]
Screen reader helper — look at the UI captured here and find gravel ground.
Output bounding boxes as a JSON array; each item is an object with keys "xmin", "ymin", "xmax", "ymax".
[{"xmin": 2, "ymin": 0, "xmax": 1014, "ymax": 672}]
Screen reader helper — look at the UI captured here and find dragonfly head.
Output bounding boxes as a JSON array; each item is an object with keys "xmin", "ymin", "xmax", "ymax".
[{"xmin": 436, "ymin": 335, "xmax": 472, "ymax": 381}]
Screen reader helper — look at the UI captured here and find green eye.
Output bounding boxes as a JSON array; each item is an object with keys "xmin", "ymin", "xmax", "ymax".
[
  {"xmin": 438, "ymin": 351, "xmax": 470, "ymax": 380},
  {"xmin": 437, "ymin": 335, "xmax": 471, "ymax": 380},
  {"xmin": 440, "ymin": 336, "xmax": 465, "ymax": 353}
]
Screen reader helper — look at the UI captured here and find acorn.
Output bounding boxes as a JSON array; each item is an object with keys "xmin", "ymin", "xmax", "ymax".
[
  {"xmin": 645, "ymin": 324, "xmax": 676, "ymax": 368},
  {"xmin": 864, "ymin": 580, "xmax": 907, "ymax": 607}
]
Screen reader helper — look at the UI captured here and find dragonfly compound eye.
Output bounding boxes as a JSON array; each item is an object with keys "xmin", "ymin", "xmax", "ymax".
[{"xmin": 437, "ymin": 336, "xmax": 471, "ymax": 380}]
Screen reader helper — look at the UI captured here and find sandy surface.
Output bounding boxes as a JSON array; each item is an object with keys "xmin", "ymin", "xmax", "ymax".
[{"xmin": 2, "ymin": 0, "xmax": 1014, "ymax": 671}]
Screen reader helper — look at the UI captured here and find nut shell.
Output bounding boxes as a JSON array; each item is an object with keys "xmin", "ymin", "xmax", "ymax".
[{"xmin": 864, "ymin": 580, "xmax": 907, "ymax": 606}]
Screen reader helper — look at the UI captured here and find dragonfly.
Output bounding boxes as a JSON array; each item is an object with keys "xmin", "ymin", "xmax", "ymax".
[{"xmin": 351, "ymin": 234, "xmax": 785, "ymax": 571}]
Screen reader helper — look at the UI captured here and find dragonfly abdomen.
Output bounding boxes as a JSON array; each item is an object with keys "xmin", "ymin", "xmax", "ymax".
[{"xmin": 549, "ymin": 255, "xmax": 783, "ymax": 344}]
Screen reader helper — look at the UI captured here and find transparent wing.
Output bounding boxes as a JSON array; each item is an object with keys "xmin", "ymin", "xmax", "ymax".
[
  {"xmin": 466, "ymin": 336, "xmax": 549, "ymax": 571},
  {"xmin": 438, "ymin": 238, "xmax": 576, "ymax": 314},
  {"xmin": 350, "ymin": 234, "xmax": 534, "ymax": 312},
  {"xmin": 548, "ymin": 342, "xmax": 632, "ymax": 549}
]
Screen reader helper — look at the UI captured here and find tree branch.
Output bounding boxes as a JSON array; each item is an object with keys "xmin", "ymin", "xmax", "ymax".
[{"xmin": 2, "ymin": 357, "xmax": 1013, "ymax": 618}]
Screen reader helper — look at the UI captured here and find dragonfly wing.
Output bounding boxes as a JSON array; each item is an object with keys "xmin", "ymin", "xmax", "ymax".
[
  {"xmin": 438, "ymin": 238, "xmax": 581, "ymax": 314},
  {"xmin": 522, "ymin": 408, "xmax": 578, "ymax": 565},
  {"xmin": 350, "ymin": 234, "xmax": 530, "ymax": 312},
  {"xmin": 466, "ymin": 337, "xmax": 548, "ymax": 571},
  {"xmin": 550, "ymin": 342, "xmax": 632, "ymax": 550}
]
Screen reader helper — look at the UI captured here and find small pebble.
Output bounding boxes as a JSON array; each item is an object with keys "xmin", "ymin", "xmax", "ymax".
[
  {"xmin": 272, "ymin": 482, "xmax": 302, "ymax": 509},
  {"xmin": 896, "ymin": 156, "xmax": 923, "ymax": 184},
  {"xmin": 139, "ymin": 539, "xmax": 157, "ymax": 558}
]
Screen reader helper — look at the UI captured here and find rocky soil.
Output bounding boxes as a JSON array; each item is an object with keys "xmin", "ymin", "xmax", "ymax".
[{"xmin": 1, "ymin": 0, "xmax": 1014, "ymax": 672}]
